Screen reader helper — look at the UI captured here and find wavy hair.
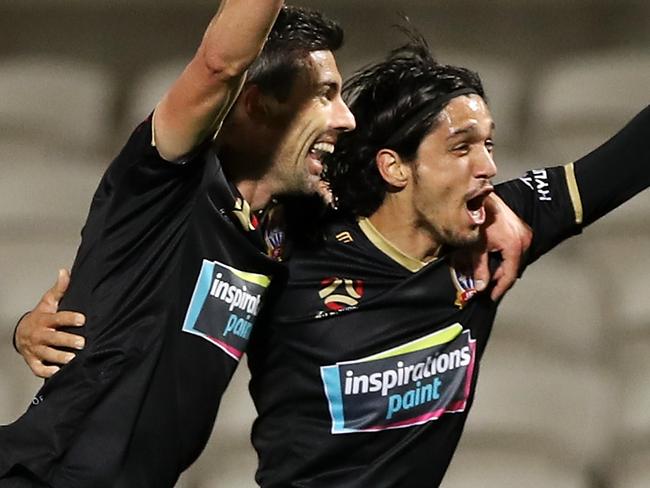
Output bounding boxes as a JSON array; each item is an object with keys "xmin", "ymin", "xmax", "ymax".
[
  {"xmin": 325, "ymin": 30, "xmax": 485, "ymax": 217},
  {"xmin": 247, "ymin": 6, "xmax": 344, "ymax": 101}
]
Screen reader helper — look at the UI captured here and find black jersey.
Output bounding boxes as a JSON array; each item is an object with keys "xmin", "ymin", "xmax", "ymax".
[
  {"xmin": 250, "ymin": 105, "xmax": 650, "ymax": 488},
  {"xmin": 0, "ymin": 117, "xmax": 282, "ymax": 488},
  {"xmin": 248, "ymin": 165, "xmax": 584, "ymax": 488}
]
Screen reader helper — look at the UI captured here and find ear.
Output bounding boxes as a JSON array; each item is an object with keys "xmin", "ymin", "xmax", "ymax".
[
  {"xmin": 241, "ymin": 84, "xmax": 280, "ymax": 124},
  {"xmin": 376, "ymin": 149, "xmax": 410, "ymax": 189}
]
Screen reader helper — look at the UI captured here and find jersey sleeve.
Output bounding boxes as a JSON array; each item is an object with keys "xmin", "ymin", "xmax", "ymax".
[
  {"xmin": 495, "ymin": 105, "xmax": 650, "ymax": 266},
  {"xmin": 102, "ymin": 113, "xmax": 207, "ymax": 204},
  {"xmin": 494, "ymin": 165, "xmax": 583, "ymax": 265},
  {"xmin": 0, "ymin": 116, "xmax": 212, "ymax": 481},
  {"xmin": 573, "ymin": 105, "xmax": 650, "ymax": 226}
]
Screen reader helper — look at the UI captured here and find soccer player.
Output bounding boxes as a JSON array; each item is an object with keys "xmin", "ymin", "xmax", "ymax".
[
  {"xmin": 247, "ymin": 37, "xmax": 650, "ymax": 487},
  {"xmin": 4, "ymin": 7, "xmax": 530, "ymax": 488},
  {"xmin": 0, "ymin": 3, "xmax": 357, "ymax": 487}
]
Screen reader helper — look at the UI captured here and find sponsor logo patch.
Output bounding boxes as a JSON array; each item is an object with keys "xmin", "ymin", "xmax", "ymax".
[
  {"xmin": 182, "ymin": 259, "xmax": 271, "ymax": 360},
  {"xmin": 321, "ymin": 323, "xmax": 476, "ymax": 434}
]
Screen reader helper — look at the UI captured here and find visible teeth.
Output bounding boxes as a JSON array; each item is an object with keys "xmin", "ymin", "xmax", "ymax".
[
  {"xmin": 468, "ymin": 206, "xmax": 485, "ymax": 225},
  {"xmin": 311, "ymin": 142, "xmax": 335, "ymax": 154}
]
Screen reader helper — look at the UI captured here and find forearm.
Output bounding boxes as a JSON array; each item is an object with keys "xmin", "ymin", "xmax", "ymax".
[
  {"xmin": 495, "ymin": 106, "xmax": 650, "ymax": 264},
  {"xmin": 199, "ymin": 0, "xmax": 284, "ymax": 76},
  {"xmin": 154, "ymin": 0, "xmax": 283, "ymax": 161},
  {"xmin": 574, "ymin": 105, "xmax": 650, "ymax": 226}
]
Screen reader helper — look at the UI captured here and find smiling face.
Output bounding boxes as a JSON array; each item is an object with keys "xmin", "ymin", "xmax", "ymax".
[
  {"xmin": 407, "ymin": 94, "xmax": 496, "ymax": 248},
  {"xmin": 267, "ymin": 50, "xmax": 356, "ymax": 196}
]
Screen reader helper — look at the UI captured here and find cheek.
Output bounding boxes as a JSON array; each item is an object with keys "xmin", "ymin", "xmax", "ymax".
[
  {"xmin": 308, "ymin": 108, "xmax": 328, "ymax": 132},
  {"xmin": 428, "ymin": 182, "xmax": 466, "ymax": 227}
]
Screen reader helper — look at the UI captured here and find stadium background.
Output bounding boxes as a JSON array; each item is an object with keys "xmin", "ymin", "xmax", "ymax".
[{"xmin": 1, "ymin": 0, "xmax": 649, "ymax": 486}]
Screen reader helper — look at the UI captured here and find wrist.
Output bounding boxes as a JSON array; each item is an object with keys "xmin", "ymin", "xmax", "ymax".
[{"xmin": 12, "ymin": 311, "xmax": 30, "ymax": 354}]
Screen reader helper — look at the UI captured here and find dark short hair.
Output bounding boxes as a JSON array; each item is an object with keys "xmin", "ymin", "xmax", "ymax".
[
  {"xmin": 325, "ymin": 31, "xmax": 485, "ymax": 217},
  {"xmin": 247, "ymin": 6, "xmax": 344, "ymax": 101}
]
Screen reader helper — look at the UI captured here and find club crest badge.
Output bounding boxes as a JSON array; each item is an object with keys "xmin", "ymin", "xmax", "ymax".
[{"xmin": 450, "ymin": 268, "xmax": 477, "ymax": 309}]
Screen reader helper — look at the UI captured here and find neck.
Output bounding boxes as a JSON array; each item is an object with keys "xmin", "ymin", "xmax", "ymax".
[
  {"xmin": 368, "ymin": 199, "xmax": 440, "ymax": 263},
  {"xmin": 234, "ymin": 178, "xmax": 274, "ymax": 211},
  {"xmin": 215, "ymin": 124, "xmax": 275, "ymax": 212}
]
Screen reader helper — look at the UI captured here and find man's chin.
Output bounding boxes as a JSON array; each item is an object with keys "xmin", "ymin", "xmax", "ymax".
[
  {"xmin": 277, "ymin": 177, "xmax": 322, "ymax": 199},
  {"xmin": 447, "ymin": 229, "xmax": 482, "ymax": 249}
]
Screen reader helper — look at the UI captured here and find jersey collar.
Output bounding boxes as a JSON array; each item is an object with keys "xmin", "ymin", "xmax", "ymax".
[{"xmin": 357, "ymin": 217, "xmax": 433, "ymax": 273}]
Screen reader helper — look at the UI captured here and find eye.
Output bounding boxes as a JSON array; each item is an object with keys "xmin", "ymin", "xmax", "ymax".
[
  {"xmin": 319, "ymin": 83, "xmax": 340, "ymax": 102},
  {"xmin": 485, "ymin": 139, "xmax": 495, "ymax": 153},
  {"xmin": 451, "ymin": 143, "xmax": 470, "ymax": 155},
  {"xmin": 317, "ymin": 94, "xmax": 329, "ymax": 106}
]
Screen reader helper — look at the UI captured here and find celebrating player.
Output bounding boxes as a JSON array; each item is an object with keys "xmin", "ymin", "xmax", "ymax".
[
  {"xmin": 0, "ymin": 2, "xmax": 357, "ymax": 486},
  {"xmin": 248, "ymin": 35, "xmax": 650, "ymax": 487},
  {"xmin": 3, "ymin": 6, "xmax": 530, "ymax": 487}
]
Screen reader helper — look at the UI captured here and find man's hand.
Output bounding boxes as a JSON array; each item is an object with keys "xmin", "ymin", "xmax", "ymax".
[
  {"xmin": 453, "ymin": 194, "xmax": 532, "ymax": 301},
  {"xmin": 481, "ymin": 194, "xmax": 532, "ymax": 300},
  {"xmin": 15, "ymin": 269, "xmax": 86, "ymax": 378}
]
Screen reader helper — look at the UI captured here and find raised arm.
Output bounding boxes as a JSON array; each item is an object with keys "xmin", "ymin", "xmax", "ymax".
[
  {"xmin": 464, "ymin": 105, "xmax": 650, "ymax": 299},
  {"xmin": 573, "ymin": 105, "xmax": 650, "ymax": 226},
  {"xmin": 494, "ymin": 105, "xmax": 650, "ymax": 266},
  {"xmin": 13, "ymin": 1, "xmax": 284, "ymax": 378},
  {"xmin": 153, "ymin": 0, "xmax": 283, "ymax": 161}
]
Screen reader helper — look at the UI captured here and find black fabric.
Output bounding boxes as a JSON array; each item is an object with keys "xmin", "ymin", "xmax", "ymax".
[
  {"xmin": 0, "ymin": 467, "xmax": 51, "ymax": 488},
  {"xmin": 0, "ymin": 116, "xmax": 282, "ymax": 488},
  {"xmin": 250, "ymin": 104, "xmax": 650, "ymax": 485},
  {"xmin": 573, "ymin": 105, "xmax": 650, "ymax": 226},
  {"xmin": 494, "ymin": 165, "xmax": 582, "ymax": 263},
  {"xmin": 249, "ymin": 166, "xmax": 582, "ymax": 488}
]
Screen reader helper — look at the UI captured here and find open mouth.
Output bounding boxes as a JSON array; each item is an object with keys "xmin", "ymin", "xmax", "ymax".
[
  {"xmin": 465, "ymin": 187, "xmax": 493, "ymax": 226},
  {"xmin": 307, "ymin": 141, "xmax": 335, "ymax": 177},
  {"xmin": 309, "ymin": 141, "xmax": 335, "ymax": 161}
]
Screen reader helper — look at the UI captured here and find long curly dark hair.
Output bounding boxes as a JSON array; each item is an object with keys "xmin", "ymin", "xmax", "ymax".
[{"xmin": 324, "ymin": 29, "xmax": 485, "ymax": 217}]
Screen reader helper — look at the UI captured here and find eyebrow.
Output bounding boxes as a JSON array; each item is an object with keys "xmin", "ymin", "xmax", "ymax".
[
  {"xmin": 320, "ymin": 80, "xmax": 341, "ymax": 92},
  {"xmin": 447, "ymin": 121, "xmax": 496, "ymax": 139}
]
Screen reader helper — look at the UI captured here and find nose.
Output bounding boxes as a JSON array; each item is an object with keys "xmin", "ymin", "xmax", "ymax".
[
  {"xmin": 331, "ymin": 95, "xmax": 356, "ymax": 132},
  {"xmin": 476, "ymin": 147, "xmax": 497, "ymax": 180}
]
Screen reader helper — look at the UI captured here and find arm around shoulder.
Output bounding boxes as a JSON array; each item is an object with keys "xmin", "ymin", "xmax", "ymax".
[{"xmin": 13, "ymin": 269, "xmax": 86, "ymax": 379}]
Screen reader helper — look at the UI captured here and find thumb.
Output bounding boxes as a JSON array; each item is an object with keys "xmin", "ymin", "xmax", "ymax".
[
  {"xmin": 52, "ymin": 268, "xmax": 71, "ymax": 302},
  {"xmin": 472, "ymin": 250, "xmax": 489, "ymax": 292},
  {"xmin": 40, "ymin": 269, "xmax": 70, "ymax": 309}
]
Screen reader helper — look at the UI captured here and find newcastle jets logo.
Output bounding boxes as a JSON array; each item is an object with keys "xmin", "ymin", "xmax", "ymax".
[
  {"xmin": 264, "ymin": 226, "xmax": 285, "ymax": 261},
  {"xmin": 319, "ymin": 277, "xmax": 365, "ymax": 311},
  {"xmin": 450, "ymin": 268, "xmax": 477, "ymax": 309}
]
